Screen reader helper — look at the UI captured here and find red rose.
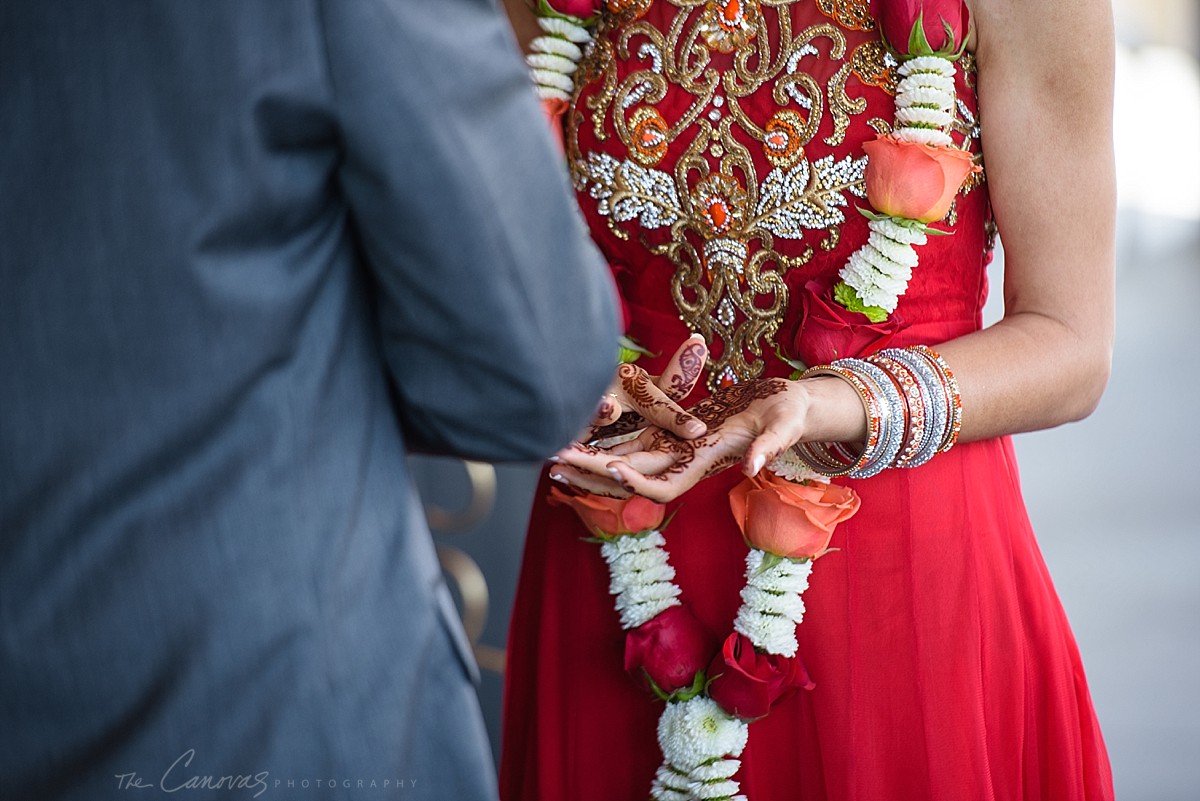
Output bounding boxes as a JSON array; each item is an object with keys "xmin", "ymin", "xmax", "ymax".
[
  {"xmin": 728, "ymin": 472, "xmax": 860, "ymax": 560},
  {"xmin": 624, "ymin": 604, "xmax": 718, "ymax": 695},
  {"xmin": 548, "ymin": 486, "xmax": 666, "ymax": 536},
  {"xmin": 707, "ymin": 632, "xmax": 815, "ymax": 720},
  {"xmin": 870, "ymin": 0, "xmax": 969, "ymax": 56},
  {"xmin": 863, "ymin": 135, "xmax": 980, "ymax": 224},
  {"xmin": 544, "ymin": 0, "xmax": 603, "ymax": 19},
  {"xmin": 792, "ymin": 279, "xmax": 904, "ymax": 366}
]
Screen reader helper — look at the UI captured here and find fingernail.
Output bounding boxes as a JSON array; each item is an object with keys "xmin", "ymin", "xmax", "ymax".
[
  {"xmin": 684, "ymin": 421, "xmax": 705, "ymax": 436},
  {"xmin": 749, "ymin": 454, "xmax": 765, "ymax": 476},
  {"xmin": 548, "ymin": 455, "xmax": 561, "ymax": 463},
  {"xmin": 607, "ymin": 467, "xmax": 623, "ymax": 481},
  {"xmin": 550, "ymin": 472, "xmax": 569, "ymax": 484}
]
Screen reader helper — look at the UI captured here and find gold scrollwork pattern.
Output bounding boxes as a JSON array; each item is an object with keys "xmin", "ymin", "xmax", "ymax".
[
  {"xmin": 571, "ymin": 2, "xmax": 983, "ymax": 388},
  {"xmin": 570, "ymin": 3, "xmax": 873, "ymax": 388}
]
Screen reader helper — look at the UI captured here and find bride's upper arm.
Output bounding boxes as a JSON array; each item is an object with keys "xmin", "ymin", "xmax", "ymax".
[{"xmin": 970, "ymin": 0, "xmax": 1116, "ymax": 351}]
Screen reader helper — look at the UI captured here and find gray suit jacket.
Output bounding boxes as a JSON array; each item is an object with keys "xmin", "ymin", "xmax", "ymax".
[{"xmin": 0, "ymin": 2, "xmax": 617, "ymax": 799}]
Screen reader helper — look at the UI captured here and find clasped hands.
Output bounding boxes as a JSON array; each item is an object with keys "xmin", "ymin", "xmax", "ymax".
[{"xmin": 549, "ymin": 335, "xmax": 859, "ymax": 503}]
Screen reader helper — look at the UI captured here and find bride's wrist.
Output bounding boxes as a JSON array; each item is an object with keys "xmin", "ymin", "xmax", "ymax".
[{"xmin": 792, "ymin": 375, "xmax": 869, "ymax": 444}]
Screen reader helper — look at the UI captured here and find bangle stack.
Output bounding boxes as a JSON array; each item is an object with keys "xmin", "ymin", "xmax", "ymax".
[{"xmin": 792, "ymin": 345, "xmax": 962, "ymax": 478}]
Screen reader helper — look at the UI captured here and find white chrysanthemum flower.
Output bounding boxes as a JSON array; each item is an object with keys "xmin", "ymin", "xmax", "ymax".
[
  {"xmin": 895, "ymin": 86, "xmax": 955, "ymax": 110},
  {"xmin": 842, "ymin": 218, "xmax": 936, "ymax": 313},
  {"xmin": 766, "ymin": 449, "xmax": 824, "ymax": 483},
  {"xmin": 537, "ymin": 15, "xmax": 593, "ymax": 42},
  {"xmin": 895, "ymin": 105, "xmax": 954, "ymax": 129},
  {"xmin": 533, "ymin": 85, "xmax": 571, "ymax": 101},
  {"xmin": 841, "ymin": 251, "xmax": 901, "ymax": 313},
  {"xmin": 529, "ymin": 35, "xmax": 583, "ymax": 61},
  {"xmin": 529, "ymin": 68, "xmax": 574, "ymax": 94},
  {"xmin": 609, "ymin": 561, "xmax": 676, "ymax": 594},
  {"xmin": 651, "ymin": 762, "xmax": 693, "ymax": 800},
  {"xmin": 616, "ymin": 579, "xmax": 682, "ymax": 607},
  {"xmin": 894, "ymin": 126, "xmax": 954, "ymax": 147},
  {"xmin": 526, "ymin": 53, "xmax": 578, "ymax": 75},
  {"xmin": 740, "ymin": 586, "xmax": 807, "ymax": 621},
  {"xmin": 658, "ymin": 697, "xmax": 749, "ymax": 771},
  {"xmin": 859, "ymin": 246, "xmax": 913, "ymax": 288},
  {"xmin": 606, "ymin": 546, "xmax": 670, "ymax": 575},
  {"xmin": 603, "ymin": 529, "xmax": 665, "ymax": 554},
  {"xmin": 744, "ymin": 548, "xmax": 813, "ymax": 584},
  {"xmin": 692, "ymin": 779, "xmax": 743, "ymax": 799},
  {"xmin": 620, "ymin": 598, "xmax": 681, "ymax": 629},
  {"xmin": 871, "ymin": 217, "xmax": 928, "ymax": 246},
  {"xmin": 750, "ymin": 570, "xmax": 810, "ymax": 594},
  {"xmin": 603, "ymin": 539, "xmax": 662, "ymax": 567},
  {"xmin": 650, "ymin": 780, "xmax": 689, "ymax": 801},
  {"xmin": 867, "ymin": 230, "xmax": 920, "ymax": 268},
  {"xmin": 733, "ymin": 608, "xmax": 798, "ymax": 656},
  {"xmin": 526, "ymin": 14, "xmax": 592, "ymax": 101},
  {"xmin": 600, "ymin": 531, "xmax": 683, "ymax": 629},
  {"xmin": 688, "ymin": 760, "xmax": 742, "ymax": 781},
  {"xmin": 649, "ymin": 788, "xmax": 689, "ymax": 801},
  {"xmin": 899, "ymin": 55, "xmax": 956, "ymax": 77},
  {"xmin": 899, "ymin": 73, "xmax": 956, "ymax": 98},
  {"xmin": 733, "ymin": 550, "xmax": 815, "ymax": 654}
]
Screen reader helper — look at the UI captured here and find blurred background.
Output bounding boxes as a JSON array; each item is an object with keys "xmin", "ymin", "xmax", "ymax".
[{"xmin": 414, "ymin": 1, "xmax": 1200, "ymax": 798}]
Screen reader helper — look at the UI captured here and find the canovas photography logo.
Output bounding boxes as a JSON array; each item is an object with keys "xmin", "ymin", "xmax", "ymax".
[{"xmin": 115, "ymin": 749, "xmax": 419, "ymax": 796}]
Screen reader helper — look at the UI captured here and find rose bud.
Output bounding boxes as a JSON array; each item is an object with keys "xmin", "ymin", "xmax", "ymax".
[
  {"xmin": 624, "ymin": 604, "xmax": 718, "ymax": 696},
  {"xmin": 707, "ymin": 632, "xmax": 815, "ymax": 720}
]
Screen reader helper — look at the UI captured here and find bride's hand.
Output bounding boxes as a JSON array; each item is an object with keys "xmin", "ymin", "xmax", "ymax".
[
  {"xmin": 576, "ymin": 334, "xmax": 710, "ymax": 443},
  {"xmin": 550, "ymin": 376, "xmax": 866, "ymax": 502}
]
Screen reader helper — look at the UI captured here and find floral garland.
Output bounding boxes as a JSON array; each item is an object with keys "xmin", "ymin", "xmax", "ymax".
[
  {"xmin": 530, "ymin": 1, "xmax": 977, "ymax": 798},
  {"xmin": 832, "ymin": 0, "xmax": 982, "ymax": 322},
  {"xmin": 551, "ymin": 470, "xmax": 860, "ymax": 801}
]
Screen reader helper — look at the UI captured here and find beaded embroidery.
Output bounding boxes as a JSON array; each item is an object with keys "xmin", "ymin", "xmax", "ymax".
[{"xmin": 569, "ymin": 1, "xmax": 982, "ymax": 389}]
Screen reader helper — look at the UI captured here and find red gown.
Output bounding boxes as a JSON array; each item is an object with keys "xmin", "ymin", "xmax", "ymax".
[{"xmin": 501, "ymin": 2, "xmax": 1114, "ymax": 799}]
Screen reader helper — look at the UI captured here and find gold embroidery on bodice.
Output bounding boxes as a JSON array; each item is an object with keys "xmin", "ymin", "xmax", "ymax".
[{"xmin": 567, "ymin": 1, "xmax": 979, "ymax": 389}]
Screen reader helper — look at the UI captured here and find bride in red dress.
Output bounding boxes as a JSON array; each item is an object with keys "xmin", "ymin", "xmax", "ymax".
[{"xmin": 500, "ymin": 0, "xmax": 1115, "ymax": 799}]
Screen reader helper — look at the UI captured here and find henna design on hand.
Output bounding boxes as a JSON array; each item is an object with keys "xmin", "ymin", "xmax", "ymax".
[
  {"xmin": 637, "ymin": 378, "xmax": 791, "ymax": 481},
  {"xmin": 589, "ymin": 363, "xmax": 673, "ymax": 440},
  {"xmin": 668, "ymin": 342, "xmax": 707, "ymax": 398},
  {"xmin": 688, "ymin": 378, "xmax": 790, "ymax": 426}
]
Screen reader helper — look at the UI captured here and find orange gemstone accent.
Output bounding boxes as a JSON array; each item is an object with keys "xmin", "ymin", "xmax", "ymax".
[
  {"xmin": 722, "ymin": 0, "xmax": 742, "ymax": 25},
  {"xmin": 708, "ymin": 200, "xmax": 728, "ymax": 230}
]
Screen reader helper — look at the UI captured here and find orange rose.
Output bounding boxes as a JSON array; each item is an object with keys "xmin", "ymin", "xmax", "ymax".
[
  {"xmin": 548, "ymin": 486, "xmax": 667, "ymax": 537},
  {"xmin": 862, "ymin": 134, "xmax": 981, "ymax": 223},
  {"xmin": 728, "ymin": 472, "xmax": 860, "ymax": 559},
  {"xmin": 540, "ymin": 98, "xmax": 569, "ymax": 153}
]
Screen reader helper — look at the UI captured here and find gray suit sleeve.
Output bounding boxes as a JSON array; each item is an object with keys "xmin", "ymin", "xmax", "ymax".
[{"xmin": 318, "ymin": 0, "xmax": 619, "ymax": 461}]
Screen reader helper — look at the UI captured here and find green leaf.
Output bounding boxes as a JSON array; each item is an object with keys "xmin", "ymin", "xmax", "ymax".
[
  {"xmin": 755, "ymin": 551, "xmax": 786, "ymax": 576},
  {"xmin": 658, "ymin": 506, "xmax": 681, "ymax": 533},
  {"xmin": 618, "ymin": 334, "xmax": 658, "ymax": 365},
  {"xmin": 666, "ymin": 670, "xmax": 709, "ymax": 703},
  {"xmin": 833, "ymin": 281, "xmax": 889, "ymax": 323},
  {"xmin": 642, "ymin": 670, "xmax": 672, "ymax": 702},
  {"xmin": 773, "ymin": 343, "xmax": 807, "ymax": 374},
  {"xmin": 907, "ymin": 11, "xmax": 934, "ymax": 57}
]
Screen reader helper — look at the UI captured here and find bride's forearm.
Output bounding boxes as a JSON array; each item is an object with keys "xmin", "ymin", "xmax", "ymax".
[{"xmin": 932, "ymin": 309, "xmax": 1113, "ymax": 443}]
